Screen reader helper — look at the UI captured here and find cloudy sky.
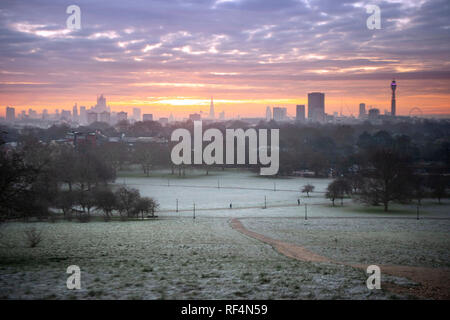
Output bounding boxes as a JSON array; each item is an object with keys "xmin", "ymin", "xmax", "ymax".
[{"xmin": 0, "ymin": 0, "xmax": 449, "ymax": 118}]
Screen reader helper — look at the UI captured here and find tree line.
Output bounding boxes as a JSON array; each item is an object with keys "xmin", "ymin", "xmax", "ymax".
[{"xmin": 0, "ymin": 134, "xmax": 158, "ymax": 222}]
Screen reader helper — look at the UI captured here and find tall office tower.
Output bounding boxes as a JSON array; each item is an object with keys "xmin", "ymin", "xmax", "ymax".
[
  {"xmin": 80, "ymin": 106, "xmax": 87, "ymax": 124},
  {"xmin": 265, "ymin": 106, "xmax": 272, "ymax": 121},
  {"xmin": 133, "ymin": 108, "xmax": 141, "ymax": 121},
  {"xmin": 307, "ymin": 92, "xmax": 325, "ymax": 122},
  {"xmin": 390, "ymin": 80, "xmax": 397, "ymax": 116},
  {"xmin": 42, "ymin": 109, "xmax": 49, "ymax": 120},
  {"xmin": 6, "ymin": 106, "xmax": 15, "ymax": 122},
  {"xmin": 73, "ymin": 103, "xmax": 78, "ymax": 121},
  {"xmin": 273, "ymin": 107, "xmax": 287, "ymax": 121},
  {"xmin": 169, "ymin": 114, "xmax": 174, "ymax": 122},
  {"xmin": 95, "ymin": 94, "xmax": 108, "ymax": 112},
  {"xmin": 296, "ymin": 105, "xmax": 305, "ymax": 122},
  {"xmin": 359, "ymin": 103, "xmax": 366, "ymax": 118},
  {"xmin": 219, "ymin": 111, "xmax": 225, "ymax": 120},
  {"xmin": 209, "ymin": 97, "xmax": 215, "ymax": 119}
]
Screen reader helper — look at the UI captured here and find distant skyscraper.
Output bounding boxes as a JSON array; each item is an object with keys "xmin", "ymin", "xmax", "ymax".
[
  {"xmin": 169, "ymin": 114, "xmax": 174, "ymax": 122},
  {"xmin": 219, "ymin": 111, "xmax": 225, "ymax": 120},
  {"xmin": 6, "ymin": 106, "xmax": 15, "ymax": 122},
  {"xmin": 273, "ymin": 107, "xmax": 287, "ymax": 121},
  {"xmin": 80, "ymin": 106, "xmax": 87, "ymax": 124},
  {"xmin": 159, "ymin": 117, "xmax": 169, "ymax": 125},
  {"xmin": 296, "ymin": 105, "xmax": 305, "ymax": 122},
  {"xmin": 391, "ymin": 80, "xmax": 397, "ymax": 116},
  {"xmin": 73, "ymin": 103, "xmax": 78, "ymax": 121},
  {"xmin": 359, "ymin": 103, "xmax": 366, "ymax": 118},
  {"xmin": 133, "ymin": 108, "xmax": 141, "ymax": 121},
  {"xmin": 42, "ymin": 109, "xmax": 49, "ymax": 120},
  {"xmin": 143, "ymin": 114, "xmax": 153, "ymax": 121},
  {"xmin": 94, "ymin": 94, "xmax": 108, "ymax": 113},
  {"xmin": 308, "ymin": 92, "xmax": 325, "ymax": 122},
  {"xmin": 265, "ymin": 106, "xmax": 272, "ymax": 121},
  {"xmin": 209, "ymin": 97, "xmax": 215, "ymax": 119}
]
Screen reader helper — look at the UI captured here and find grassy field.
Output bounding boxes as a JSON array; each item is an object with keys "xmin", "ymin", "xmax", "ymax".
[{"xmin": 0, "ymin": 169, "xmax": 448, "ymax": 299}]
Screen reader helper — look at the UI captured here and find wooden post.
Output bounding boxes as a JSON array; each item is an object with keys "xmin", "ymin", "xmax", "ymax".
[
  {"xmin": 264, "ymin": 196, "xmax": 267, "ymax": 209},
  {"xmin": 193, "ymin": 203, "xmax": 196, "ymax": 220},
  {"xmin": 176, "ymin": 199, "xmax": 178, "ymax": 213}
]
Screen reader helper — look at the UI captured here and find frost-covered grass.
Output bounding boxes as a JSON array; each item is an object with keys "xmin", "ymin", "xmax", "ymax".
[
  {"xmin": 116, "ymin": 168, "xmax": 332, "ymax": 211},
  {"xmin": 241, "ymin": 217, "xmax": 450, "ymax": 268},
  {"xmin": 0, "ymin": 219, "xmax": 401, "ymax": 299},
  {"xmin": 1, "ymin": 170, "xmax": 448, "ymax": 299}
]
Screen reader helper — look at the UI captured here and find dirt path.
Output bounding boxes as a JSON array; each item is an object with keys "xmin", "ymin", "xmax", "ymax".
[{"xmin": 230, "ymin": 218, "xmax": 450, "ymax": 299}]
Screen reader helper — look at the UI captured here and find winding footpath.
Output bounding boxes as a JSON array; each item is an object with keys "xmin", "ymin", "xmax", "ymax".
[{"xmin": 230, "ymin": 218, "xmax": 450, "ymax": 300}]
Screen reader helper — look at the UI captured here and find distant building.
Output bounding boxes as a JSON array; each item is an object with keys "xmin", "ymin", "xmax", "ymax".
[
  {"xmin": 117, "ymin": 111, "xmax": 128, "ymax": 122},
  {"xmin": 209, "ymin": 97, "xmax": 215, "ymax": 119},
  {"xmin": 99, "ymin": 111, "xmax": 111, "ymax": 124},
  {"xmin": 265, "ymin": 106, "xmax": 272, "ymax": 121},
  {"xmin": 73, "ymin": 103, "xmax": 78, "ymax": 121},
  {"xmin": 67, "ymin": 131, "xmax": 98, "ymax": 148},
  {"xmin": 6, "ymin": 106, "xmax": 15, "ymax": 122},
  {"xmin": 273, "ymin": 107, "xmax": 287, "ymax": 121},
  {"xmin": 296, "ymin": 105, "xmax": 305, "ymax": 122},
  {"xmin": 159, "ymin": 117, "xmax": 169, "ymax": 125},
  {"xmin": 143, "ymin": 114, "xmax": 153, "ymax": 121},
  {"xmin": 189, "ymin": 113, "xmax": 201, "ymax": 121},
  {"xmin": 133, "ymin": 108, "xmax": 141, "ymax": 121},
  {"xmin": 87, "ymin": 112, "xmax": 98, "ymax": 124},
  {"xmin": 391, "ymin": 80, "xmax": 397, "ymax": 116},
  {"xmin": 28, "ymin": 108, "xmax": 37, "ymax": 119},
  {"xmin": 61, "ymin": 110, "xmax": 71, "ymax": 121},
  {"xmin": 42, "ymin": 109, "xmax": 49, "ymax": 120},
  {"xmin": 94, "ymin": 94, "xmax": 108, "ymax": 113},
  {"xmin": 308, "ymin": 92, "xmax": 325, "ymax": 122},
  {"xmin": 368, "ymin": 108, "xmax": 380, "ymax": 120},
  {"xmin": 219, "ymin": 111, "xmax": 225, "ymax": 120},
  {"xmin": 359, "ymin": 103, "xmax": 366, "ymax": 118},
  {"xmin": 79, "ymin": 106, "xmax": 87, "ymax": 124}
]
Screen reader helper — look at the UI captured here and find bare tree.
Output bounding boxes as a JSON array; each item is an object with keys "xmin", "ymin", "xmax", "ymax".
[{"xmin": 301, "ymin": 184, "xmax": 315, "ymax": 197}]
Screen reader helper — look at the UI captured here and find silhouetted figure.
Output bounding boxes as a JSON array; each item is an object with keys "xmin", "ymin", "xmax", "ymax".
[{"xmin": 229, "ymin": 203, "xmax": 232, "ymax": 209}]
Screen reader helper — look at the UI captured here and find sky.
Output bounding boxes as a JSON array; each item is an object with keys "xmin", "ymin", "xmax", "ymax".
[{"xmin": 0, "ymin": 0, "xmax": 449, "ymax": 118}]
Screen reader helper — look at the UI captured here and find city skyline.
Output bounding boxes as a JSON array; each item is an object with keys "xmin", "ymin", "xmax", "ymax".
[{"xmin": 0, "ymin": 0, "xmax": 449, "ymax": 117}]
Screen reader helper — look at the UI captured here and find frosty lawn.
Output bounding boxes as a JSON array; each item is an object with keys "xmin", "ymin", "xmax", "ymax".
[{"xmin": 0, "ymin": 169, "xmax": 448, "ymax": 299}]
